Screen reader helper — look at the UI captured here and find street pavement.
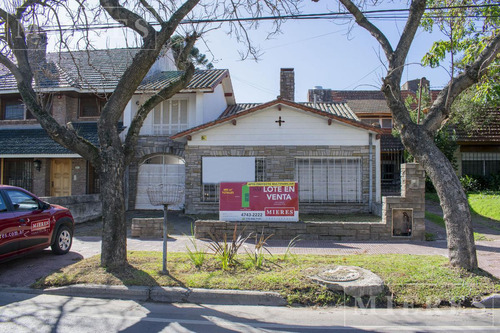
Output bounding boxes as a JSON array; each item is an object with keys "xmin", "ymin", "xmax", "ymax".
[
  {"xmin": 0, "ymin": 205, "xmax": 499, "ymax": 311},
  {"xmin": 0, "ymin": 291, "xmax": 499, "ymax": 332}
]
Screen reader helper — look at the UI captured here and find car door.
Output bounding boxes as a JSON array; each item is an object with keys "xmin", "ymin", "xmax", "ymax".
[
  {"xmin": 0, "ymin": 191, "xmax": 21, "ymax": 259},
  {"xmin": 4, "ymin": 189, "xmax": 52, "ymax": 252}
]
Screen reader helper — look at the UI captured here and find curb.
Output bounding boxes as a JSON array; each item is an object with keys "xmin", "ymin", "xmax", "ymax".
[{"xmin": 0, "ymin": 285, "xmax": 287, "ymax": 306}]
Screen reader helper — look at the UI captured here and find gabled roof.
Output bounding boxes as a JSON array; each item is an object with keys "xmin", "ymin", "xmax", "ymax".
[
  {"xmin": 219, "ymin": 102, "xmax": 359, "ymax": 121},
  {"xmin": 0, "ymin": 48, "xmax": 229, "ymax": 94},
  {"xmin": 139, "ymin": 69, "xmax": 229, "ymax": 92},
  {"xmin": 380, "ymin": 133, "xmax": 405, "ymax": 151},
  {"xmin": 455, "ymin": 109, "xmax": 500, "ymax": 144},
  {"xmin": 171, "ymin": 99, "xmax": 382, "ymax": 140},
  {"xmin": 322, "ymin": 90, "xmax": 441, "ymax": 115},
  {"xmin": 0, "ymin": 122, "xmax": 123, "ymax": 156}
]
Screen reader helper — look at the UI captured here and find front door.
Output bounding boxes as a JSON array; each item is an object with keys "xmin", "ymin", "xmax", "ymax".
[{"xmin": 51, "ymin": 159, "xmax": 71, "ymax": 197}]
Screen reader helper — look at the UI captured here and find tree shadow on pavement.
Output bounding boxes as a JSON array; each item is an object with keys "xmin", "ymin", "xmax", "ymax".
[
  {"xmin": 119, "ymin": 302, "xmax": 374, "ymax": 333},
  {"xmin": 105, "ymin": 262, "xmax": 188, "ymax": 290},
  {"xmin": 0, "ymin": 250, "xmax": 84, "ymax": 288}
]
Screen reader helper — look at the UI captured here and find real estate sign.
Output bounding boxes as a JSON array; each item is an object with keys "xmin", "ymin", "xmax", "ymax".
[{"xmin": 219, "ymin": 182, "xmax": 299, "ymax": 222}]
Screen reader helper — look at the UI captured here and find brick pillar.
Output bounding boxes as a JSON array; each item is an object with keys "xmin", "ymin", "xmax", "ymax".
[
  {"xmin": 382, "ymin": 163, "xmax": 426, "ymax": 240},
  {"xmin": 401, "ymin": 163, "xmax": 426, "ymax": 204},
  {"xmin": 279, "ymin": 68, "xmax": 295, "ymax": 101}
]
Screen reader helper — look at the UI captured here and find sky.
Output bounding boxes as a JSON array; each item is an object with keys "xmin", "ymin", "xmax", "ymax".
[
  {"xmin": 193, "ymin": 2, "xmax": 452, "ymax": 103},
  {"xmin": 44, "ymin": 1, "xmax": 454, "ymax": 104}
]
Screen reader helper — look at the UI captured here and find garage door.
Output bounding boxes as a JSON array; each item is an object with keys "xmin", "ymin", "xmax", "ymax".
[{"xmin": 135, "ymin": 155, "xmax": 185, "ymax": 210}]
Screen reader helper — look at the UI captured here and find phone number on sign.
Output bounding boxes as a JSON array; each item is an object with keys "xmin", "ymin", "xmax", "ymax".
[{"xmin": 241, "ymin": 212, "xmax": 263, "ymax": 217}]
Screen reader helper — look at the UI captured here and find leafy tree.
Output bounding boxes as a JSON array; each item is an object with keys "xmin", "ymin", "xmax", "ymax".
[
  {"xmin": 0, "ymin": 0, "xmax": 298, "ymax": 268},
  {"xmin": 171, "ymin": 35, "xmax": 214, "ymax": 70},
  {"xmin": 401, "ymin": 83, "xmax": 458, "ymax": 173},
  {"xmin": 338, "ymin": 0, "xmax": 500, "ymax": 270},
  {"xmin": 422, "ymin": 0, "xmax": 500, "ymax": 132}
]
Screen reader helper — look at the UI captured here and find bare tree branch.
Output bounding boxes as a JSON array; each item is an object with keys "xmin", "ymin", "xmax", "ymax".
[
  {"xmin": 390, "ymin": 0, "xmax": 427, "ymax": 80},
  {"xmin": 0, "ymin": 7, "xmax": 31, "ymax": 79},
  {"xmin": 138, "ymin": 0, "xmax": 164, "ymax": 24},
  {"xmin": 175, "ymin": 32, "xmax": 197, "ymax": 70},
  {"xmin": 124, "ymin": 63, "xmax": 195, "ymax": 164},
  {"xmin": 0, "ymin": 51, "xmax": 21, "ymax": 79},
  {"xmin": 338, "ymin": 0, "xmax": 393, "ymax": 61},
  {"xmin": 98, "ymin": 0, "xmax": 200, "ymax": 129},
  {"xmin": 99, "ymin": 0, "xmax": 156, "ymax": 39}
]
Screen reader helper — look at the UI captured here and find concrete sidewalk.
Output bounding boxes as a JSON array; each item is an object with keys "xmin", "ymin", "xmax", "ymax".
[{"xmin": 71, "ymin": 208, "xmax": 500, "ymax": 279}]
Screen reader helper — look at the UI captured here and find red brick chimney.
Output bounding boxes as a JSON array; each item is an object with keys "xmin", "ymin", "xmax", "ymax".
[
  {"xmin": 280, "ymin": 68, "xmax": 295, "ymax": 101},
  {"xmin": 26, "ymin": 28, "xmax": 48, "ymax": 69}
]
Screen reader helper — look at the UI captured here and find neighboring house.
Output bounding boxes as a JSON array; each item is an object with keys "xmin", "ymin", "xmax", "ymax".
[
  {"xmin": 454, "ymin": 109, "xmax": 500, "ymax": 178},
  {"xmin": 308, "ymin": 80, "xmax": 500, "ymax": 192},
  {"xmin": 1, "ymin": 35, "xmax": 384, "ymax": 216},
  {"xmin": 124, "ymin": 69, "xmax": 235, "ymax": 210},
  {"xmin": 172, "ymin": 69, "xmax": 383, "ymax": 215},
  {"xmin": 308, "ymin": 79, "xmax": 443, "ymax": 195},
  {"xmin": 0, "ymin": 31, "xmax": 236, "ymax": 209}
]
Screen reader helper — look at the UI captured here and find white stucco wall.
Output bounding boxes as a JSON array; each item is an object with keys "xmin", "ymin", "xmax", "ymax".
[
  {"xmin": 122, "ymin": 85, "xmax": 227, "ymax": 137},
  {"xmin": 188, "ymin": 105, "xmax": 377, "ymax": 146},
  {"xmin": 202, "ymin": 84, "xmax": 229, "ymax": 123}
]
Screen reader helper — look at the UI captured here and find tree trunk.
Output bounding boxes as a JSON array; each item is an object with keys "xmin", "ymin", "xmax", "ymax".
[
  {"xmin": 99, "ymin": 148, "xmax": 127, "ymax": 268},
  {"xmin": 400, "ymin": 123, "xmax": 478, "ymax": 270}
]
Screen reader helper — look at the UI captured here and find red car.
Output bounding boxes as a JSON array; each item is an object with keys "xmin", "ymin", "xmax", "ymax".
[{"xmin": 0, "ymin": 185, "xmax": 74, "ymax": 262}]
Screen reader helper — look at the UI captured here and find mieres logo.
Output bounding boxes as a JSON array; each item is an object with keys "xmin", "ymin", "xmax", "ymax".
[
  {"xmin": 31, "ymin": 219, "xmax": 50, "ymax": 231},
  {"xmin": 265, "ymin": 207, "xmax": 295, "ymax": 216}
]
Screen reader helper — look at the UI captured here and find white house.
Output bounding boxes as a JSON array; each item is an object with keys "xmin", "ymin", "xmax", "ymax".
[
  {"xmin": 122, "ymin": 67, "xmax": 236, "ymax": 210},
  {"xmin": 171, "ymin": 69, "xmax": 383, "ymax": 215}
]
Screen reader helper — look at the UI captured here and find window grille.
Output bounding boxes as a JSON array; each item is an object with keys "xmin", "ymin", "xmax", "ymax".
[
  {"xmin": 202, "ymin": 183, "xmax": 220, "ymax": 202},
  {"xmin": 296, "ymin": 157, "xmax": 362, "ymax": 203},
  {"xmin": 153, "ymin": 99, "xmax": 188, "ymax": 135},
  {"xmin": 462, "ymin": 152, "xmax": 500, "ymax": 177},
  {"xmin": 4, "ymin": 102, "xmax": 24, "ymax": 120},
  {"xmin": 202, "ymin": 157, "xmax": 266, "ymax": 202},
  {"xmin": 2, "ymin": 159, "xmax": 33, "ymax": 192},
  {"xmin": 381, "ymin": 151, "xmax": 404, "ymax": 196}
]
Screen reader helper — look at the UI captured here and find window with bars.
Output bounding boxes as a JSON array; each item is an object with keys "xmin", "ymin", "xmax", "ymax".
[
  {"xmin": 2, "ymin": 159, "xmax": 33, "ymax": 192},
  {"xmin": 202, "ymin": 157, "xmax": 266, "ymax": 202},
  {"xmin": 462, "ymin": 152, "xmax": 500, "ymax": 177},
  {"xmin": 296, "ymin": 158, "xmax": 362, "ymax": 203},
  {"xmin": 153, "ymin": 99, "xmax": 188, "ymax": 135}
]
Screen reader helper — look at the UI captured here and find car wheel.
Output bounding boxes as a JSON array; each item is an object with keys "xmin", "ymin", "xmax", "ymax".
[{"xmin": 51, "ymin": 225, "xmax": 73, "ymax": 255}]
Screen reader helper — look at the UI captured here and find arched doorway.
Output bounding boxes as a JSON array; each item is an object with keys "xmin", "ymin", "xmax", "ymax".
[{"xmin": 135, "ymin": 154, "xmax": 185, "ymax": 210}]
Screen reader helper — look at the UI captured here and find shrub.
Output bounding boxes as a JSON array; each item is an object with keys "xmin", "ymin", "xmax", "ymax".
[
  {"xmin": 460, "ymin": 173, "xmax": 500, "ymax": 192},
  {"xmin": 245, "ymin": 228, "xmax": 273, "ymax": 268},
  {"xmin": 460, "ymin": 175, "xmax": 481, "ymax": 192},
  {"xmin": 208, "ymin": 225, "xmax": 251, "ymax": 270},
  {"xmin": 185, "ymin": 225, "xmax": 206, "ymax": 269}
]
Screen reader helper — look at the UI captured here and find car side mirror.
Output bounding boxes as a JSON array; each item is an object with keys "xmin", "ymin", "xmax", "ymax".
[{"xmin": 40, "ymin": 202, "xmax": 51, "ymax": 210}]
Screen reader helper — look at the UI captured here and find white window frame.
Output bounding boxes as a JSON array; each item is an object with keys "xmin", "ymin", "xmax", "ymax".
[{"xmin": 152, "ymin": 99, "xmax": 188, "ymax": 135}]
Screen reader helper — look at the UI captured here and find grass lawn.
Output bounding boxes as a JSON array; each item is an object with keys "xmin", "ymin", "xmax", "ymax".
[
  {"xmin": 425, "ymin": 212, "xmax": 490, "ymax": 241},
  {"xmin": 426, "ymin": 192, "xmax": 500, "ymax": 223},
  {"xmin": 468, "ymin": 192, "xmax": 500, "ymax": 222},
  {"xmin": 34, "ymin": 252, "xmax": 499, "ymax": 307}
]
